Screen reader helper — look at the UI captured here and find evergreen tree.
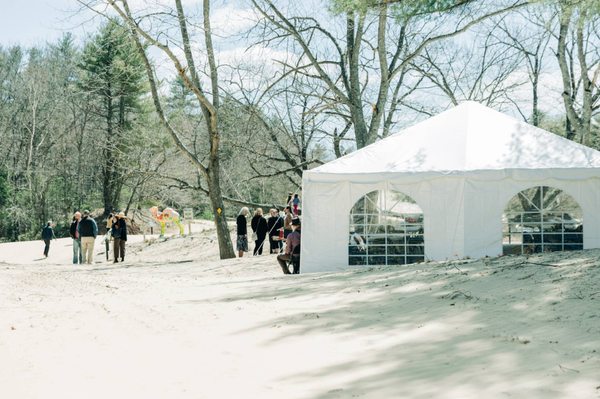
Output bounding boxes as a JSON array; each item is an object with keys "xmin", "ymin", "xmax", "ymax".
[{"xmin": 79, "ymin": 20, "xmax": 146, "ymax": 215}]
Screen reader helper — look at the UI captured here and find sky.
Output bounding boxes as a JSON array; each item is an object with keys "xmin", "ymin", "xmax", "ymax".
[
  {"xmin": 0, "ymin": 1, "xmax": 566, "ymax": 126},
  {"xmin": 0, "ymin": 0, "xmax": 97, "ymax": 47}
]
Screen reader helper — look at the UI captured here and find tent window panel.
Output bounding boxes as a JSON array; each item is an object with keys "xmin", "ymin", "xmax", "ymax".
[
  {"xmin": 349, "ymin": 189, "xmax": 424, "ymax": 267},
  {"xmin": 387, "ymin": 246, "xmax": 406, "ymax": 255},
  {"xmin": 387, "ymin": 256, "xmax": 406, "ymax": 265},
  {"xmin": 544, "ymin": 244, "xmax": 563, "ymax": 252},
  {"xmin": 503, "ymin": 232, "xmax": 522, "ymax": 245},
  {"xmin": 407, "ymin": 246, "xmax": 424, "ymax": 255},
  {"xmin": 542, "ymin": 233, "xmax": 563, "ymax": 244},
  {"xmin": 503, "ymin": 186, "xmax": 583, "ymax": 256},
  {"xmin": 368, "ymin": 256, "xmax": 387, "ymax": 265},
  {"xmin": 564, "ymin": 243, "xmax": 583, "ymax": 250},
  {"xmin": 407, "ymin": 256, "xmax": 425, "ymax": 264},
  {"xmin": 368, "ymin": 246, "xmax": 387, "ymax": 255},
  {"xmin": 349, "ymin": 256, "xmax": 367, "ymax": 266}
]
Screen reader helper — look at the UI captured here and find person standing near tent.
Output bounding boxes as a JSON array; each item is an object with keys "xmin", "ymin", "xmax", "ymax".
[
  {"xmin": 69, "ymin": 211, "xmax": 82, "ymax": 264},
  {"xmin": 283, "ymin": 206, "xmax": 293, "ymax": 238},
  {"xmin": 251, "ymin": 208, "xmax": 268, "ymax": 256},
  {"xmin": 41, "ymin": 221, "xmax": 55, "ymax": 258},
  {"xmin": 237, "ymin": 207, "xmax": 249, "ymax": 257},
  {"xmin": 78, "ymin": 210, "xmax": 98, "ymax": 264},
  {"xmin": 112, "ymin": 212, "xmax": 127, "ymax": 263},
  {"xmin": 267, "ymin": 208, "xmax": 283, "ymax": 254},
  {"xmin": 277, "ymin": 218, "xmax": 301, "ymax": 274}
]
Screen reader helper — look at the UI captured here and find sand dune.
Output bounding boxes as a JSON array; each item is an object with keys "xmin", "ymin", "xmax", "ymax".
[{"xmin": 0, "ymin": 222, "xmax": 599, "ymax": 398}]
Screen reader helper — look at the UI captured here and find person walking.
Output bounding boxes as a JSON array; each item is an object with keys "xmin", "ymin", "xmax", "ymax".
[
  {"xmin": 41, "ymin": 221, "xmax": 55, "ymax": 258},
  {"xmin": 277, "ymin": 218, "xmax": 301, "ymax": 274},
  {"xmin": 78, "ymin": 210, "xmax": 98, "ymax": 264},
  {"xmin": 112, "ymin": 212, "xmax": 128, "ymax": 263},
  {"xmin": 69, "ymin": 212, "xmax": 82, "ymax": 264},
  {"xmin": 236, "ymin": 207, "xmax": 249, "ymax": 258},
  {"xmin": 251, "ymin": 208, "xmax": 268, "ymax": 256},
  {"xmin": 267, "ymin": 208, "xmax": 283, "ymax": 254}
]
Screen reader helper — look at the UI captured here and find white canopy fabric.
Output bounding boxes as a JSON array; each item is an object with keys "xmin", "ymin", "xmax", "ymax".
[{"xmin": 301, "ymin": 101, "xmax": 600, "ymax": 273}]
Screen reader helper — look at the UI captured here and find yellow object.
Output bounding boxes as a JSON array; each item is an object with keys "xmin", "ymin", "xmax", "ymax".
[{"xmin": 150, "ymin": 206, "xmax": 184, "ymax": 236}]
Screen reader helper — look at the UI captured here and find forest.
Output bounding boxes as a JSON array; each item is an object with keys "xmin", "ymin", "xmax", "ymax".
[{"xmin": 0, "ymin": 0, "xmax": 598, "ymax": 259}]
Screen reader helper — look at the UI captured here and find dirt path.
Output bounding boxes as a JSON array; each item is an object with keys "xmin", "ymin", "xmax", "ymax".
[{"xmin": 0, "ymin": 235, "xmax": 599, "ymax": 398}]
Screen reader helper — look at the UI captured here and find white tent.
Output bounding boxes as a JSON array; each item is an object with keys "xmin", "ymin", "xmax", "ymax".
[{"xmin": 301, "ymin": 101, "xmax": 600, "ymax": 273}]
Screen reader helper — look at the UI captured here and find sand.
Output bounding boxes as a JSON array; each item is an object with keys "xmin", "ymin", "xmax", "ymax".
[{"xmin": 0, "ymin": 221, "xmax": 599, "ymax": 398}]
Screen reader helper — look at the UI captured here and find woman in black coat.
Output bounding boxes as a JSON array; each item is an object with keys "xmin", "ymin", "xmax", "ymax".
[
  {"xmin": 236, "ymin": 207, "xmax": 249, "ymax": 258},
  {"xmin": 250, "ymin": 208, "xmax": 268, "ymax": 255},
  {"xmin": 267, "ymin": 208, "xmax": 284, "ymax": 254}
]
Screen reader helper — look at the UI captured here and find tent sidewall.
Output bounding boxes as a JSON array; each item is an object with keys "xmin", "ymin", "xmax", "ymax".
[{"xmin": 302, "ymin": 171, "xmax": 600, "ymax": 273}]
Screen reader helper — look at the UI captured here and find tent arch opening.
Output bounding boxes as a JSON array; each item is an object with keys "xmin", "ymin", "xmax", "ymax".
[
  {"xmin": 502, "ymin": 185, "xmax": 583, "ymax": 255},
  {"xmin": 349, "ymin": 189, "xmax": 424, "ymax": 266}
]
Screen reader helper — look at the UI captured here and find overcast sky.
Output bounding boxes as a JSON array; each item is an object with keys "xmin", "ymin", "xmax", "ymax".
[{"xmin": 1, "ymin": 0, "xmax": 97, "ymax": 47}]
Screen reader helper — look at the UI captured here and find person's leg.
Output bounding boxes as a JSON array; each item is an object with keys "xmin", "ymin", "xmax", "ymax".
[
  {"xmin": 84, "ymin": 237, "xmax": 94, "ymax": 264},
  {"xmin": 43, "ymin": 239, "xmax": 50, "ymax": 257},
  {"xmin": 292, "ymin": 256, "xmax": 300, "ymax": 274},
  {"xmin": 268, "ymin": 237, "xmax": 273, "ymax": 254},
  {"xmin": 81, "ymin": 239, "xmax": 88, "ymax": 264},
  {"xmin": 253, "ymin": 240, "xmax": 259, "ymax": 256},
  {"xmin": 120, "ymin": 240, "xmax": 125, "ymax": 261},
  {"xmin": 113, "ymin": 238, "xmax": 120, "ymax": 262},
  {"xmin": 277, "ymin": 254, "xmax": 291, "ymax": 274},
  {"xmin": 256, "ymin": 238, "xmax": 261, "ymax": 255},
  {"xmin": 72, "ymin": 239, "xmax": 79, "ymax": 264},
  {"xmin": 175, "ymin": 219, "xmax": 184, "ymax": 235}
]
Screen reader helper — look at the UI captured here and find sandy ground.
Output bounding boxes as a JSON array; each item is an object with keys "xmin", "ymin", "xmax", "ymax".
[{"xmin": 0, "ymin": 221, "xmax": 599, "ymax": 398}]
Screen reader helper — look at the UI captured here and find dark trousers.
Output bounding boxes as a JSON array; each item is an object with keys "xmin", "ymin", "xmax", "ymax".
[
  {"xmin": 277, "ymin": 254, "xmax": 291, "ymax": 274},
  {"xmin": 113, "ymin": 238, "xmax": 126, "ymax": 261},
  {"xmin": 269, "ymin": 236, "xmax": 282, "ymax": 254},
  {"xmin": 253, "ymin": 235, "xmax": 266, "ymax": 255},
  {"xmin": 43, "ymin": 239, "xmax": 50, "ymax": 257}
]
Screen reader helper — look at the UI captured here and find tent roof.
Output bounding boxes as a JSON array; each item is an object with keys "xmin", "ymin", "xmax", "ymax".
[{"xmin": 310, "ymin": 101, "xmax": 600, "ymax": 176}]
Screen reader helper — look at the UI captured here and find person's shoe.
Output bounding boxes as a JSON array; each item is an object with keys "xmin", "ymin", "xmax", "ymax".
[
  {"xmin": 114, "ymin": 259, "xmax": 118, "ymax": 263},
  {"xmin": 120, "ymin": 258, "xmax": 124, "ymax": 262}
]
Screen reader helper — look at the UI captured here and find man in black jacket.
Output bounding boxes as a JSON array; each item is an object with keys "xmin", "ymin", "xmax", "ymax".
[
  {"xmin": 78, "ymin": 210, "xmax": 98, "ymax": 264},
  {"xmin": 41, "ymin": 221, "xmax": 55, "ymax": 258}
]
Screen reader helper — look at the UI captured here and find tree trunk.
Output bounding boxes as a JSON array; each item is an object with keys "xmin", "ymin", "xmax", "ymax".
[{"xmin": 207, "ymin": 155, "xmax": 235, "ymax": 258}]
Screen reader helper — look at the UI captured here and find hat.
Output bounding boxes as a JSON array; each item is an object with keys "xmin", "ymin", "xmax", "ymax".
[
  {"xmin": 291, "ymin": 218, "xmax": 301, "ymax": 226},
  {"xmin": 83, "ymin": 210, "xmax": 90, "ymax": 216}
]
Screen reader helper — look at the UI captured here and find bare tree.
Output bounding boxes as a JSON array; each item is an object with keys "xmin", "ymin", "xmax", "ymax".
[
  {"xmin": 410, "ymin": 23, "xmax": 526, "ymax": 114},
  {"xmin": 555, "ymin": 1, "xmax": 600, "ymax": 144},
  {"xmin": 80, "ymin": 0, "xmax": 237, "ymax": 258},
  {"xmin": 495, "ymin": 7, "xmax": 553, "ymax": 126},
  {"xmin": 251, "ymin": 0, "xmax": 529, "ymax": 150}
]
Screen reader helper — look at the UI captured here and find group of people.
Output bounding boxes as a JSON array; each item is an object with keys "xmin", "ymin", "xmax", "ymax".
[
  {"xmin": 43, "ymin": 198, "xmax": 299, "ymax": 273},
  {"xmin": 68, "ymin": 210, "xmax": 99, "ymax": 264},
  {"xmin": 41, "ymin": 210, "xmax": 127, "ymax": 264},
  {"xmin": 236, "ymin": 203, "xmax": 302, "ymax": 274},
  {"xmin": 105, "ymin": 212, "xmax": 128, "ymax": 263}
]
